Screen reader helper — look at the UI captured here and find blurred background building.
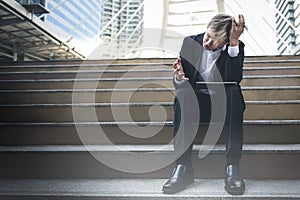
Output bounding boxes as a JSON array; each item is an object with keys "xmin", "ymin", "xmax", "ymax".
[{"xmin": 99, "ymin": 0, "xmax": 144, "ymax": 58}]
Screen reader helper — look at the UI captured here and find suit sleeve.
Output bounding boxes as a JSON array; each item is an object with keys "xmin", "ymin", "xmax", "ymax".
[{"xmin": 220, "ymin": 41, "xmax": 245, "ymax": 83}]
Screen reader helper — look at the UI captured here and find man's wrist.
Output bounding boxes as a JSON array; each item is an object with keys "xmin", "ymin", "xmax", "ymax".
[{"xmin": 229, "ymin": 40, "xmax": 238, "ymax": 46}]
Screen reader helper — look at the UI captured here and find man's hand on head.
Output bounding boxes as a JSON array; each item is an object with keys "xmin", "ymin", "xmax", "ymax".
[{"xmin": 229, "ymin": 14, "xmax": 245, "ymax": 46}]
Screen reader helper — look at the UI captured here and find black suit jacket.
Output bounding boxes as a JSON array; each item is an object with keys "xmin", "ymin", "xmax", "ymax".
[{"xmin": 173, "ymin": 33, "xmax": 245, "ymax": 90}]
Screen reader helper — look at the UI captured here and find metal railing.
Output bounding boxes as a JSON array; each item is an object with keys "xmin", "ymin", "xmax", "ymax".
[{"xmin": 266, "ymin": 0, "xmax": 299, "ymax": 55}]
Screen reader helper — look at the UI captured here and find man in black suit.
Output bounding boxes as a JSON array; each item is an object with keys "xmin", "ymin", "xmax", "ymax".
[{"xmin": 162, "ymin": 14, "xmax": 246, "ymax": 195}]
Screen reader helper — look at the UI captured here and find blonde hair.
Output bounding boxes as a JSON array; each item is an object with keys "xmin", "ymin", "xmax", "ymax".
[{"xmin": 207, "ymin": 14, "xmax": 234, "ymax": 44}]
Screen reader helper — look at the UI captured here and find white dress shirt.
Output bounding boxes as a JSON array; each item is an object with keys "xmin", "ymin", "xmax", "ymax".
[{"xmin": 175, "ymin": 45, "xmax": 239, "ymax": 83}]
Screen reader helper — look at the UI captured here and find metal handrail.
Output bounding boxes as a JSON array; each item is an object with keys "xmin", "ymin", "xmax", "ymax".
[
  {"xmin": 265, "ymin": 0, "xmax": 299, "ymax": 54},
  {"xmin": 266, "ymin": 0, "xmax": 298, "ymax": 32}
]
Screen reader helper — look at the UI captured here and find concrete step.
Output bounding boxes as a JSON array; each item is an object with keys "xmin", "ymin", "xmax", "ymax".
[
  {"xmin": 242, "ymin": 57, "xmax": 300, "ymax": 67},
  {"xmin": 0, "ymin": 120, "xmax": 299, "ymax": 145},
  {"xmin": 243, "ymin": 67, "xmax": 300, "ymax": 76},
  {"xmin": 0, "ymin": 75, "xmax": 299, "ymax": 90},
  {"xmin": 242, "ymin": 86, "xmax": 300, "ymax": 101},
  {"xmin": 0, "ymin": 77, "xmax": 174, "ymax": 89},
  {"xmin": 0, "ymin": 101, "xmax": 299, "ymax": 122},
  {"xmin": 241, "ymin": 75, "xmax": 300, "ymax": 86},
  {"xmin": 0, "ymin": 144, "xmax": 299, "ymax": 179},
  {"xmin": 0, "ymin": 88, "xmax": 175, "ymax": 103},
  {"xmin": 0, "ymin": 66, "xmax": 299, "ymax": 79},
  {"xmin": 1, "ymin": 64, "xmax": 299, "ymax": 75},
  {"xmin": 0, "ymin": 87, "xmax": 299, "ymax": 104},
  {"xmin": 245, "ymin": 100, "xmax": 300, "ymax": 120},
  {"xmin": 0, "ymin": 56, "xmax": 299, "ymax": 69},
  {"xmin": 0, "ymin": 58, "xmax": 176, "ymax": 68},
  {"xmin": 245, "ymin": 55, "xmax": 300, "ymax": 61},
  {"xmin": 0, "ymin": 69, "xmax": 174, "ymax": 79},
  {"xmin": 0, "ymin": 63, "xmax": 172, "ymax": 72},
  {"xmin": 0, "ymin": 179, "xmax": 300, "ymax": 199}
]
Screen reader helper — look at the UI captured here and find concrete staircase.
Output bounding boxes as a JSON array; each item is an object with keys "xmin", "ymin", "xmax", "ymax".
[{"xmin": 0, "ymin": 56, "xmax": 299, "ymax": 199}]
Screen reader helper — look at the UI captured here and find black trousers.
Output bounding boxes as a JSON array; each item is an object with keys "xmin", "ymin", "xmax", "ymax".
[{"xmin": 173, "ymin": 85, "xmax": 245, "ymax": 168}]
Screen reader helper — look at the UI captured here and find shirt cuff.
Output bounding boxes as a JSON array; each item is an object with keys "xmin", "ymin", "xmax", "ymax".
[{"xmin": 227, "ymin": 45, "xmax": 239, "ymax": 57}]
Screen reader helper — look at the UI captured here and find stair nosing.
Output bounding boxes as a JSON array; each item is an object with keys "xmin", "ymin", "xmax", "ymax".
[
  {"xmin": 0, "ymin": 88, "xmax": 175, "ymax": 93},
  {"xmin": 0, "ymin": 144, "xmax": 300, "ymax": 153},
  {"xmin": 0, "ymin": 77, "xmax": 172, "ymax": 83},
  {"xmin": 0, "ymin": 69, "xmax": 173, "ymax": 75},
  {"xmin": 0, "ymin": 58, "xmax": 299, "ymax": 68},
  {"xmin": 243, "ymin": 66, "xmax": 300, "ymax": 70},
  {"xmin": 0, "ymin": 62, "xmax": 173, "ymax": 69},
  {"xmin": 243, "ymin": 75, "xmax": 300, "ymax": 79},
  {"xmin": 0, "ymin": 86, "xmax": 299, "ymax": 93},
  {"xmin": 244, "ymin": 59, "xmax": 300, "ymax": 63},
  {"xmin": 0, "ymin": 102, "xmax": 173, "ymax": 107},
  {"xmin": 242, "ymin": 86, "xmax": 300, "ymax": 90},
  {"xmin": 0, "ymin": 66, "xmax": 299, "ymax": 75},
  {"xmin": 0, "ymin": 100, "xmax": 299, "ymax": 107},
  {"xmin": 0, "ymin": 120, "xmax": 299, "ymax": 127},
  {"xmin": 0, "ymin": 74, "xmax": 299, "ymax": 83},
  {"xmin": 0, "ymin": 179, "xmax": 300, "ymax": 199}
]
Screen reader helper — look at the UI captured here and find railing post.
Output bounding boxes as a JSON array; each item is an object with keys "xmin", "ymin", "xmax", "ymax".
[
  {"xmin": 216, "ymin": 0, "xmax": 225, "ymax": 13},
  {"xmin": 159, "ymin": 0, "xmax": 169, "ymax": 57}
]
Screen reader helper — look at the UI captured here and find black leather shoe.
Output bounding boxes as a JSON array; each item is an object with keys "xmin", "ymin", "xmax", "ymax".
[
  {"xmin": 224, "ymin": 164, "xmax": 245, "ymax": 195},
  {"xmin": 162, "ymin": 164, "xmax": 194, "ymax": 194}
]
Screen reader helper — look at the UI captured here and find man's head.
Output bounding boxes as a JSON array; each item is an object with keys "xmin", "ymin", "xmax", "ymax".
[{"xmin": 203, "ymin": 14, "xmax": 234, "ymax": 50}]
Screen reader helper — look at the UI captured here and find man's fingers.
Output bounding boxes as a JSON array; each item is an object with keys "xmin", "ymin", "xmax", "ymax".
[
  {"xmin": 173, "ymin": 63, "xmax": 179, "ymax": 71},
  {"xmin": 173, "ymin": 57, "xmax": 182, "ymax": 70},
  {"xmin": 175, "ymin": 70, "xmax": 189, "ymax": 81},
  {"xmin": 178, "ymin": 70, "xmax": 188, "ymax": 78},
  {"xmin": 239, "ymin": 14, "xmax": 245, "ymax": 26},
  {"xmin": 174, "ymin": 57, "xmax": 188, "ymax": 80},
  {"xmin": 238, "ymin": 14, "xmax": 245, "ymax": 32},
  {"xmin": 174, "ymin": 64, "xmax": 181, "ymax": 71}
]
